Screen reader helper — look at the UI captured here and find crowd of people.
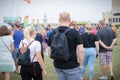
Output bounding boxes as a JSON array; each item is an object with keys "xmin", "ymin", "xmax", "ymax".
[{"xmin": 0, "ymin": 11, "xmax": 117, "ymax": 80}]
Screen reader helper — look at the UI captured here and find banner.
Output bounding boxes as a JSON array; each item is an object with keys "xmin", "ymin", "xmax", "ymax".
[
  {"xmin": 24, "ymin": 15, "xmax": 29, "ymax": 27},
  {"xmin": 31, "ymin": 19, "xmax": 35, "ymax": 26},
  {"xmin": 24, "ymin": 0, "xmax": 30, "ymax": 4}
]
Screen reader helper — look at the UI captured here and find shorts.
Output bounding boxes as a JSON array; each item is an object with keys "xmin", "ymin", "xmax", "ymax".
[
  {"xmin": 55, "ymin": 67, "xmax": 81, "ymax": 80},
  {"xmin": 12, "ymin": 48, "xmax": 19, "ymax": 60},
  {"xmin": 99, "ymin": 51, "xmax": 112, "ymax": 66}
]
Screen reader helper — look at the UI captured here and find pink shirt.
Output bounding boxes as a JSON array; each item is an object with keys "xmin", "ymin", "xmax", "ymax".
[{"xmin": 91, "ymin": 29, "xmax": 98, "ymax": 35}]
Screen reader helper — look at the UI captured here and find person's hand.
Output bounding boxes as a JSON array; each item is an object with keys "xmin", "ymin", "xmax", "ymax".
[
  {"xmin": 106, "ymin": 46, "xmax": 113, "ymax": 50},
  {"xmin": 96, "ymin": 54, "xmax": 98, "ymax": 58},
  {"xmin": 42, "ymin": 70, "xmax": 47, "ymax": 77}
]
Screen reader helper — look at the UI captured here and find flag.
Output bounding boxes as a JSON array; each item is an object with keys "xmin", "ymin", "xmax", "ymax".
[
  {"xmin": 31, "ymin": 19, "xmax": 35, "ymax": 26},
  {"xmin": 24, "ymin": 0, "xmax": 30, "ymax": 4},
  {"xmin": 24, "ymin": 15, "xmax": 29, "ymax": 27}
]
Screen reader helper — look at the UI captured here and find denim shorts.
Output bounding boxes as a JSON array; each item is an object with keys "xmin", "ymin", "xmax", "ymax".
[
  {"xmin": 55, "ymin": 67, "xmax": 81, "ymax": 80},
  {"xmin": 99, "ymin": 51, "xmax": 112, "ymax": 66},
  {"xmin": 12, "ymin": 48, "xmax": 19, "ymax": 60}
]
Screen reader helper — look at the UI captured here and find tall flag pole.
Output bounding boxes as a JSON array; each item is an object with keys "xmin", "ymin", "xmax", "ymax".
[{"xmin": 24, "ymin": 15, "xmax": 29, "ymax": 27}]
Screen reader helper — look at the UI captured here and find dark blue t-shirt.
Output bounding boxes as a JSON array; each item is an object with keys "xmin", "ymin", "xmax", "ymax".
[
  {"xmin": 35, "ymin": 33, "xmax": 43, "ymax": 44},
  {"xmin": 97, "ymin": 27, "xmax": 116, "ymax": 52},
  {"xmin": 13, "ymin": 30, "xmax": 24, "ymax": 48}
]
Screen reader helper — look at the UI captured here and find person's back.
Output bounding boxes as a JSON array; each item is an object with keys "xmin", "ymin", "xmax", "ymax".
[
  {"xmin": 19, "ymin": 26, "xmax": 47, "ymax": 80},
  {"xmin": 13, "ymin": 30, "xmax": 24, "ymax": 48},
  {"xmin": 35, "ymin": 32, "xmax": 44, "ymax": 60},
  {"xmin": 0, "ymin": 25, "xmax": 15, "ymax": 80},
  {"xmin": 81, "ymin": 33, "xmax": 98, "ymax": 48},
  {"xmin": 97, "ymin": 27, "xmax": 115, "ymax": 52},
  {"xmin": 97, "ymin": 20, "xmax": 117, "ymax": 80},
  {"xmin": 48, "ymin": 11, "xmax": 84, "ymax": 80},
  {"xmin": 49, "ymin": 26, "xmax": 82, "ymax": 69},
  {"xmin": 80, "ymin": 24, "xmax": 99, "ymax": 80},
  {"xmin": 12, "ymin": 22, "xmax": 24, "ymax": 74}
]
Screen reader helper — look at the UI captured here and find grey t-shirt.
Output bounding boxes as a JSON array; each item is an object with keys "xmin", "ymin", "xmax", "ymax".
[{"xmin": 97, "ymin": 27, "xmax": 116, "ymax": 52}]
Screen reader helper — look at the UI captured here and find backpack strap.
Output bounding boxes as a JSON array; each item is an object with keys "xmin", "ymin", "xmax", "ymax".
[
  {"xmin": 54, "ymin": 27, "xmax": 72, "ymax": 34},
  {"xmin": 54, "ymin": 28, "xmax": 59, "ymax": 34},
  {"xmin": 64, "ymin": 28, "xmax": 72, "ymax": 34},
  {"xmin": 27, "ymin": 40, "xmax": 35, "ymax": 47}
]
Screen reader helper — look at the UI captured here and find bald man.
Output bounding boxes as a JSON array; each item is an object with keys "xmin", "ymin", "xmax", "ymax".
[{"xmin": 48, "ymin": 12, "xmax": 84, "ymax": 80}]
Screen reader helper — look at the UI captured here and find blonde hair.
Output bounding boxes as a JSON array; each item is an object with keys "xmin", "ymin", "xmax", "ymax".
[
  {"xmin": 24, "ymin": 26, "xmax": 35, "ymax": 40},
  {"xmin": 112, "ymin": 25, "xmax": 118, "ymax": 33},
  {"xmin": 85, "ymin": 24, "xmax": 92, "ymax": 32},
  {"xmin": 37, "ymin": 24, "xmax": 46, "ymax": 37}
]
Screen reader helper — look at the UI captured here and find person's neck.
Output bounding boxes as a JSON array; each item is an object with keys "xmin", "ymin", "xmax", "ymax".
[
  {"xmin": 100, "ymin": 25, "xmax": 105, "ymax": 28},
  {"xmin": 15, "ymin": 28, "xmax": 20, "ymax": 30},
  {"xmin": 86, "ymin": 30, "xmax": 91, "ymax": 33},
  {"xmin": 60, "ymin": 22, "xmax": 69, "ymax": 27}
]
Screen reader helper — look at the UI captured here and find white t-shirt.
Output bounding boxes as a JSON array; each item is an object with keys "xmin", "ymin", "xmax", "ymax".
[{"xmin": 19, "ymin": 39, "xmax": 41, "ymax": 62}]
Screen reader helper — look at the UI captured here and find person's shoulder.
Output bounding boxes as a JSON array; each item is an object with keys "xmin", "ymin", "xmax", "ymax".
[
  {"xmin": 67, "ymin": 28, "xmax": 77, "ymax": 33},
  {"xmin": 34, "ymin": 40, "xmax": 40, "ymax": 45},
  {"xmin": 36, "ymin": 32, "xmax": 42, "ymax": 37},
  {"xmin": 4, "ymin": 35, "xmax": 13, "ymax": 40}
]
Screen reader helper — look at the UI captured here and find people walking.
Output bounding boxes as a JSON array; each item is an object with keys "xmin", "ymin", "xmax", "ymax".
[
  {"xmin": 12, "ymin": 22, "xmax": 24, "ymax": 73},
  {"xmin": 19, "ymin": 26, "xmax": 47, "ymax": 80},
  {"xmin": 0, "ymin": 25, "xmax": 15, "ymax": 80},
  {"xmin": 48, "ymin": 11, "xmax": 84, "ymax": 80},
  {"xmin": 80, "ymin": 24, "xmax": 99, "ymax": 80},
  {"xmin": 97, "ymin": 20, "xmax": 117, "ymax": 80}
]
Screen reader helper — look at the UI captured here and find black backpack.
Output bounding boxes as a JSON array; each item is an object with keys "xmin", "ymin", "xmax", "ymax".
[
  {"xmin": 17, "ymin": 40, "xmax": 34, "ymax": 66},
  {"xmin": 50, "ymin": 28, "xmax": 72, "ymax": 61}
]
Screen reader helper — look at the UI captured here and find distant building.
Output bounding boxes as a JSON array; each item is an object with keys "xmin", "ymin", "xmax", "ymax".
[
  {"xmin": 103, "ymin": 0, "xmax": 120, "ymax": 25},
  {"xmin": 43, "ymin": 13, "xmax": 48, "ymax": 28}
]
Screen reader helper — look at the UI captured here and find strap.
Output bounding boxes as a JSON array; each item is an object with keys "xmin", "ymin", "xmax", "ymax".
[
  {"xmin": 27, "ymin": 40, "xmax": 36, "ymax": 62},
  {"xmin": 0, "ymin": 37, "xmax": 11, "ymax": 53},
  {"xmin": 54, "ymin": 28, "xmax": 59, "ymax": 33},
  {"xmin": 64, "ymin": 28, "xmax": 72, "ymax": 34},
  {"xmin": 21, "ymin": 40, "xmax": 34, "ymax": 48},
  {"xmin": 54, "ymin": 27, "xmax": 72, "ymax": 34},
  {"xmin": 32, "ymin": 53, "xmax": 36, "ymax": 62},
  {"xmin": 27, "ymin": 40, "xmax": 35, "ymax": 47},
  {"xmin": 28, "ymin": 40, "xmax": 36, "ymax": 62},
  {"xmin": 22, "ymin": 40, "xmax": 36, "ymax": 62}
]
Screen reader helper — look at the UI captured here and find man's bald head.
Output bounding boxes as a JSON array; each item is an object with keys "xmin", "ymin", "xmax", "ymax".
[
  {"xmin": 99, "ymin": 20, "xmax": 105, "ymax": 27},
  {"xmin": 59, "ymin": 11, "xmax": 70, "ymax": 23}
]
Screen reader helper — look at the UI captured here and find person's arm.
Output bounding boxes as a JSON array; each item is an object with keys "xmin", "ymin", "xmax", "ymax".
[
  {"xmin": 36, "ymin": 51, "xmax": 47, "ymax": 77},
  {"xmin": 99, "ymin": 40, "xmax": 108, "ymax": 49},
  {"xmin": 10, "ymin": 42, "xmax": 14, "ymax": 53},
  {"xmin": 97, "ymin": 31, "xmax": 108, "ymax": 49},
  {"xmin": 77, "ymin": 44, "xmax": 84, "ymax": 68},
  {"xmin": 108, "ymin": 38, "xmax": 117, "ymax": 50},
  {"xmin": 95, "ymin": 41, "xmax": 99, "ymax": 56}
]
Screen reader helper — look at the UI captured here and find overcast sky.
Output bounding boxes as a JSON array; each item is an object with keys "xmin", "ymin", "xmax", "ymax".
[{"xmin": 0, "ymin": 0, "xmax": 112, "ymax": 23}]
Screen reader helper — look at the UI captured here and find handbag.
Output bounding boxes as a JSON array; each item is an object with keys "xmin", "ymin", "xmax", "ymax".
[{"xmin": 17, "ymin": 40, "xmax": 35, "ymax": 66}]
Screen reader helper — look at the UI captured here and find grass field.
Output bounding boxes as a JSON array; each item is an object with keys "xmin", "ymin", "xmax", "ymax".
[{"xmin": 0, "ymin": 33, "xmax": 120, "ymax": 80}]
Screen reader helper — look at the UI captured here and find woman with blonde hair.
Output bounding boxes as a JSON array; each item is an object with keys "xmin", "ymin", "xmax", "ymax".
[
  {"xmin": 19, "ymin": 26, "xmax": 47, "ymax": 80},
  {"xmin": 80, "ymin": 24, "xmax": 99, "ymax": 80},
  {"xmin": 37, "ymin": 22, "xmax": 48, "ymax": 56}
]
